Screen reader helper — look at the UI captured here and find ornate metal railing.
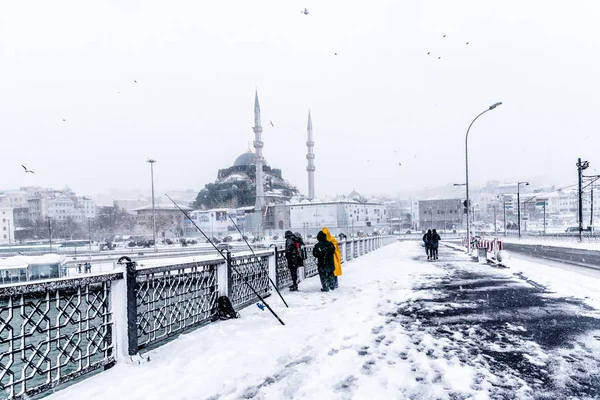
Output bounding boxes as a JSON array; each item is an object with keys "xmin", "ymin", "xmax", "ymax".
[
  {"xmin": 275, "ymin": 249, "xmax": 292, "ymax": 289},
  {"xmin": 345, "ymin": 241, "xmax": 352, "ymax": 261},
  {"xmin": 353, "ymin": 241, "xmax": 358, "ymax": 258},
  {"xmin": 135, "ymin": 261, "xmax": 219, "ymax": 351},
  {"xmin": 303, "ymin": 245, "xmax": 319, "ymax": 278},
  {"xmin": 0, "ymin": 273, "xmax": 121, "ymax": 399},
  {"xmin": 228, "ymin": 253, "xmax": 271, "ymax": 309}
]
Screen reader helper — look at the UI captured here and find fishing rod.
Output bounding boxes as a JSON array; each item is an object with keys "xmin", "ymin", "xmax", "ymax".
[
  {"xmin": 166, "ymin": 195, "xmax": 285, "ymax": 326},
  {"xmin": 213, "ymin": 198, "xmax": 289, "ymax": 308},
  {"xmin": 226, "ymin": 213, "xmax": 289, "ymax": 308}
]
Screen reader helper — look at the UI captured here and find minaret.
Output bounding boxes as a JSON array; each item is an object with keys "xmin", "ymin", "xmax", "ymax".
[
  {"xmin": 306, "ymin": 110, "xmax": 316, "ymax": 200},
  {"xmin": 253, "ymin": 90, "xmax": 265, "ymax": 211}
]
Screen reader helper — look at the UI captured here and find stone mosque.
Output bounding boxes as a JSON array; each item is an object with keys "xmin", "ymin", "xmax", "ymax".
[{"xmin": 194, "ymin": 91, "xmax": 314, "ymax": 211}]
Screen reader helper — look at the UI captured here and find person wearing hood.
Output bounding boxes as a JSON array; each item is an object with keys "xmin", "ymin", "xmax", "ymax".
[
  {"xmin": 430, "ymin": 229, "xmax": 441, "ymax": 260},
  {"xmin": 423, "ymin": 229, "xmax": 433, "ymax": 260},
  {"xmin": 284, "ymin": 230, "xmax": 300, "ymax": 291},
  {"xmin": 313, "ymin": 230, "xmax": 336, "ymax": 292},
  {"xmin": 322, "ymin": 227, "xmax": 341, "ymax": 289}
]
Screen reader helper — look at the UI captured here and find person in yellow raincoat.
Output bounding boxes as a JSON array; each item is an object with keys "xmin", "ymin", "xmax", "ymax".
[{"xmin": 322, "ymin": 227, "xmax": 341, "ymax": 289}]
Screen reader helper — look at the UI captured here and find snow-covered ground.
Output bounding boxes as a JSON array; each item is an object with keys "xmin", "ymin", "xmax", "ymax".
[{"xmin": 46, "ymin": 242, "xmax": 600, "ymax": 400}]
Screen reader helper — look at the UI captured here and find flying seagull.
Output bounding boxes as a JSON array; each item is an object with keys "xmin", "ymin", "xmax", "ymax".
[
  {"xmin": 438, "ymin": 57, "xmax": 441, "ymax": 59},
  {"xmin": 22, "ymin": 165, "xmax": 34, "ymax": 174},
  {"xmin": 466, "ymin": 42, "xmax": 469, "ymax": 45},
  {"xmin": 302, "ymin": 8, "xmax": 309, "ymax": 15},
  {"xmin": 270, "ymin": 120, "xmax": 274, "ymax": 127},
  {"xmin": 443, "ymin": 34, "xmax": 446, "ymax": 37},
  {"xmin": 134, "ymin": 80, "xmax": 138, "ymax": 83},
  {"xmin": 62, "ymin": 119, "xmax": 67, "ymax": 122},
  {"xmin": 427, "ymin": 52, "xmax": 430, "ymax": 55},
  {"xmin": 335, "ymin": 53, "xmax": 338, "ymax": 55}
]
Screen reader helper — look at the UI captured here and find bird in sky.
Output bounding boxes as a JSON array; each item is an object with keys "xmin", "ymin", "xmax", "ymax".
[
  {"xmin": 302, "ymin": 8, "xmax": 309, "ymax": 15},
  {"xmin": 427, "ymin": 52, "xmax": 430, "ymax": 55},
  {"xmin": 443, "ymin": 34, "xmax": 446, "ymax": 37},
  {"xmin": 270, "ymin": 120, "xmax": 274, "ymax": 127},
  {"xmin": 466, "ymin": 42, "xmax": 469, "ymax": 45},
  {"xmin": 438, "ymin": 57, "xmax": 441, "ymax": 59},
  {"xmin": 22, "ymin": 165, "xmax": 34, "ymax": 174},
  {"xmin": 398, "ymin": 162, "xmax": 402, "ymax": 166},
  {"xmin": 335, "ymin": 53, "xmax": 338, "ymax": 55},
  {"xmin": 134, "ymin": 80, "xmax": 138, "ymax": 83},
  {"xmin": 62, "ymin": 119, "xmax": 67, "ymax": 122}
]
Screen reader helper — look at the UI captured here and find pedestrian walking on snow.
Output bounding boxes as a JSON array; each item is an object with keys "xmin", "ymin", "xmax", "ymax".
[
  {"xmin": 430, "ymin": 229, "xmax": 441, "ymax": 260},
  {"xmin": 423, "ymin": 229, "xmax": 433, "ymax": 260}
]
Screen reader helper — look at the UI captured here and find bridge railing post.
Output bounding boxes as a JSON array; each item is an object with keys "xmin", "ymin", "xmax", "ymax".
[
  {"xmin": 112, "ymin": 257, "xmax": 141, "ymax": 363},
  {"xmin": 217, "ymin": 255, "xmax": 229, "ymax": 297},
  {"xmin": 125, "ymin": 259, "xmax": 139, "ymax": 358}
]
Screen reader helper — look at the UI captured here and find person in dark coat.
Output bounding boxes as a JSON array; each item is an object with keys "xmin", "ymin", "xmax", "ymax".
[
  {"xmin": 423, "ymin": 229, "xmax": 433, "ymax": 260},
  {"xmin": 430, "ymin": 229, "xmax": 441, "ymax": 260},
  {"xmin": 313, "ymin": 230, "xmax": 336, "ymax": 292},
  {"xmin": 284, "ymin": 230, "xmax": 300, "ymax": 291}
]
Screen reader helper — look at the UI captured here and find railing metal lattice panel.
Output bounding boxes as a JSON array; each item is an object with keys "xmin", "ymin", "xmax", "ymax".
[
  {"xmin": 275, "ymin": 250, "xmax": 292, "ymax": 289},
  {"xmin": 346, "ymin": 242, "xmax": 352, "ymax": 260},
  {"xmin": 229, "ymin": 255, "xmax": 270, "ymax": 309},
  {"xmin": 303, "ymin": 245, "xmax": 319, "ymax": 278},
  {"xmin": 353, "ymin": 241, "xmax": 358, "ymax": 258},
  {"xmin": 136, "ymin": 262, "xmax": 219, "ymax": 351},
  {"xmin": 0, "ymin": 274, "xmax": 120, "ymax": 399}
]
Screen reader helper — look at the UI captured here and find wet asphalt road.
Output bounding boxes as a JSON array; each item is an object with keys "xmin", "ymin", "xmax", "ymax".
[{"xmin": 393, "ymin": 246, "xmax": 600, "ymax": 399}]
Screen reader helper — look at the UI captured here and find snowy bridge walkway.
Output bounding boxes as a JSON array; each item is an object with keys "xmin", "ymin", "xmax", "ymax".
[{"xmin": 48, "ymin": 242, "xmax": 600, "ymax": 400}]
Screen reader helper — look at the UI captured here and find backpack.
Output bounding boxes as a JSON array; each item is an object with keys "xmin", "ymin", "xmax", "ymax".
[
  {"xmin": 295, "ymin": 238, "xmax": 307, "ymax": 266},
  {"xmin": 211, "ymin": 296, "xmax": 240, "ymax": 321}
]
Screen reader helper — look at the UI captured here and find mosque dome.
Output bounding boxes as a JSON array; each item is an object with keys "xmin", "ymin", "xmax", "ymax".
[
  {"xmin": 233, "ymin": 151, "xmax": 257, "ymax": 167},
  {"xmin": 348, "ymin": 189, "xmax": 362, "ymax": 201},
  {"xmin": 233, "ymin": 148, "xmax": 268, "ymax": 167}
]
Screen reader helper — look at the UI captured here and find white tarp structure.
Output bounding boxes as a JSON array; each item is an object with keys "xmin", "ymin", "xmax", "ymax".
[{"xmin": 0, "ymin": 254, "xmax": 64, "ymax": 270}]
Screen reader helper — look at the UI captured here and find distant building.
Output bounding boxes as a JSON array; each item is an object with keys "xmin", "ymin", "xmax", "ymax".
[
  {"xmin": 26, "ymin": 186, "xmax": 96, "ymax": 222},
  {"xmin": 0, "ymin": 207, "xmax": 15, "ymax": 244},
  {"xmin": 134, "ymin": 203, "xmax": 192, "ymax": 238},
  {"xmin": 113, "ymin": 199, "xmax": 148, "ymax": 215},
  {"xmin": 288, "ymin": 197, "xmax": 387, "ymax": 237},
  {"xmin": 418, "ymin": 199, "xmax": 463, "ymax": 231},
  {"xmin": 0, "ymin": 190, "xmax": 29, "ymax": 209}
]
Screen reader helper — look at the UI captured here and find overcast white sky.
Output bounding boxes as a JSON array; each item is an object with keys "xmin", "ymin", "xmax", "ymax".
[{"xmin": 1, "ymin": 0, "xmax": 599, "ymax": 199}]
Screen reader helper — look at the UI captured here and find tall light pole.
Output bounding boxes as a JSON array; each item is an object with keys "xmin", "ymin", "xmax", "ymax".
[
  {"xmin": 497, "ymin": 195, "xmax": 507, "ymax": 235},
  {"xmin": 147, "ymin": 159, "xmax": 158, "ymax": 252},
  {"xmin": 464, "ymin": 102, "xmax": 502, "ymax": 253},
  {"xmin": 517, "ymin": 181, "xmax": 529, "ymax": 239}
]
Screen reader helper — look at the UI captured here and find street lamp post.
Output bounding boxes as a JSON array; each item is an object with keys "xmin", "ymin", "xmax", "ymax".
[
  {"xmin": 147, "ymin": 159, "xmax": 158, "ymax": 252},
  {"xmin": 465, "ymin": 102, "xmax": 502, "ymax": 253},
  {"xmin": 463, "ymin": 102, "xmax": 503, "ymax": 253},
  {"xmin": 517, "ymin": 181, "xmax": 529, "ymax": 239}
]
